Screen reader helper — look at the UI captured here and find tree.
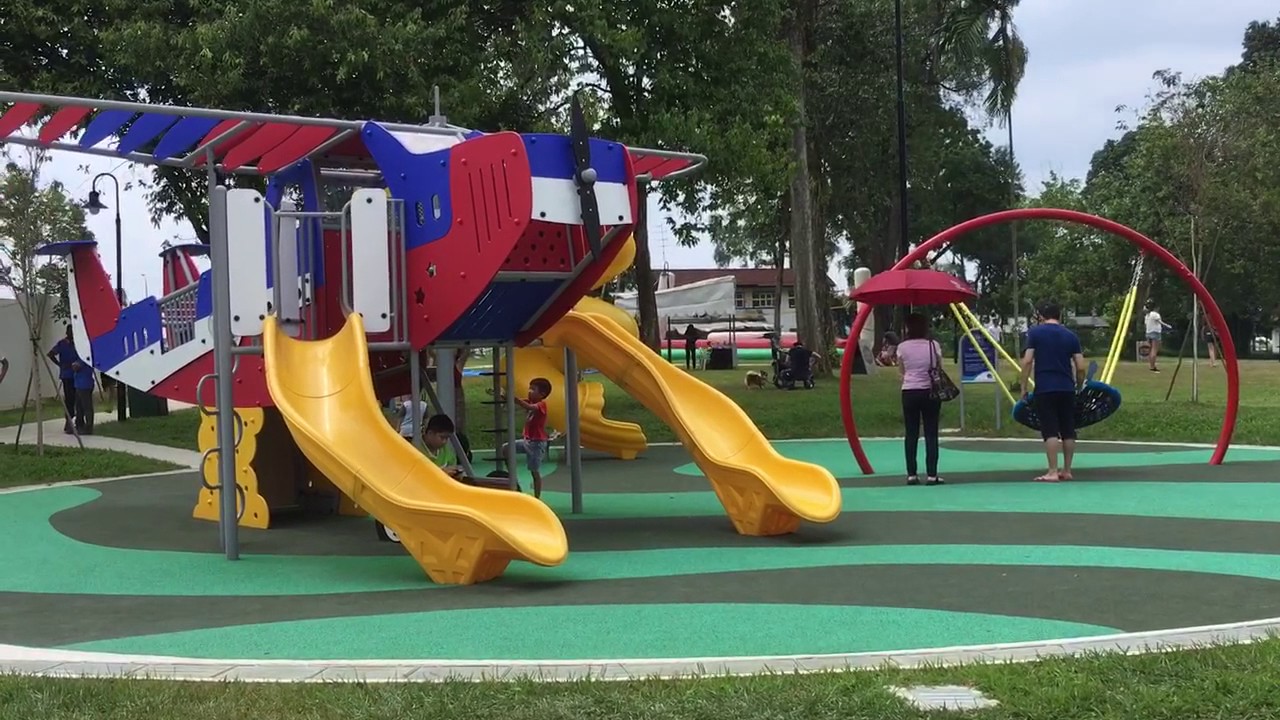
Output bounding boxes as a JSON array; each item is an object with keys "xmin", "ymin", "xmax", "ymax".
[
  {"xmin": 549, "ymin": 0, "xmax": 794, "ymax": 348},
  {"xmin": 0, "ymin": 149, "xmax": 92, "ymax": 453}
]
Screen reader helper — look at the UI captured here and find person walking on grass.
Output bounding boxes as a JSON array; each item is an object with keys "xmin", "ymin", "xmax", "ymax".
[
  {"xmin": 1019, "ymin": 302, "xmax": 1087, "ymax": 483},
  {"xmin": 897, "ymin": 313, "xmax": 944, "ymax": 486}
]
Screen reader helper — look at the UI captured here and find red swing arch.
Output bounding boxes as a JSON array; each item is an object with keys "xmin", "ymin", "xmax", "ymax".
[{"xmin": 839, "ymin": 207, "xmax": 1240, "ymax": 475}]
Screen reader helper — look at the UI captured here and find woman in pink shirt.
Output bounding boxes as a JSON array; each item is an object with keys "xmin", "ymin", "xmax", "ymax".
[{"xmin": 897, "ymin": 313, "xmax": 944, "ymax": 485}]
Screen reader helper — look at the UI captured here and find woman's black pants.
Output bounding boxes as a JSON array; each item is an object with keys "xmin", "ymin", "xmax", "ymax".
[{"xmin": 902, "ymin": 389, "xmax": 941, "ymax": 477}]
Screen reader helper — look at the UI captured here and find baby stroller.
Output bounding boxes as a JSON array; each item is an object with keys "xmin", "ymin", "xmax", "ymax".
[{"xmin": 768, "ymin": 335, "xmax": 815, "ymax": 390}]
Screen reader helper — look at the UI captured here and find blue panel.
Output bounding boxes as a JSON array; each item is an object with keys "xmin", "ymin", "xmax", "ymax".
[
  {"xmin": 264, "ymin": 160, "xmax": 325, "ymax": 290},
  {"xmin": 79, "ymin": 110, "xmax": 136, "ymax": 148},
  {"xmin": 521, "ymin": 134, "xmax": 628, "ymax": 184},
  {"xmin": 195, "ymin": 270, "xmax": 213, "ymax": 320},
  {"xmin": 116, "ymin": 113, "xmax": 180, "ymax": 154},
  {"xmin": 35, "ymin": 240, "xmax": 98, "ymax": 257},
  {"xmin": 157, "ymin": 242, "xmax": 209, "ymax": 258},
  {"xmin": 90, "ymin": 298, "xmax": 165, "ymax": 372},
  {"xmin": 361, "ymin": 121, "xmax": 452, "ymax": 250},
  {"xmin": 153, "ymin": 116, "xmax": 221, "ymax": 158},
  {"xmin": 438, "ymin": 280, "xmax": 562, "ymax": 342}
]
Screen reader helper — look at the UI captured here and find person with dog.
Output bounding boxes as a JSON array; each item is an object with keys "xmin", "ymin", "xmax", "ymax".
[
  {"xmin": 1019, "ymin": 302, "xmax": 1087, "ymax": 483},
  {"xmin": 897, "ymin": 313, "xmax": 944, "ymax": 486}
]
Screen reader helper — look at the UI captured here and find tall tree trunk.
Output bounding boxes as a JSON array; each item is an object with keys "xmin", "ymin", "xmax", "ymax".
[
  {"xmin": 773, "ymin": 230, "xmax": 785, "ymax": 337},
  {"xmin": 633, "ymin": 180, "xmax": 660, "ymax": 348},
  {"xmin": 787, "ymin": 0, "xmax": 832, "ymax": 371}
]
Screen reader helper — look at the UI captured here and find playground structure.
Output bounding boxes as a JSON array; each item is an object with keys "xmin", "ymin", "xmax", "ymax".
[
  {"xmin": 2, "ymin": 89, "xmax": 842, "ymax": 585},
  {"xmin": 839, "ymin": 207, "xmax": 1240, "ymax": 476}
]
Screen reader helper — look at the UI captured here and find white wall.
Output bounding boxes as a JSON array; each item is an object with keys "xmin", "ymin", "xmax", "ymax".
[
  {"xmin": 0, "ymin": 298, "xmax": 63, "ymax": 411},
  {"xmin": 734, "ymin": 287, "xmax": 797, "ymax": 331}
]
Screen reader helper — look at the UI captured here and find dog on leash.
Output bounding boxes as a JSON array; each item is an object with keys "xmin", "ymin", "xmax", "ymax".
[{"xmin": 743, "ymin": 370, "xmax": 767, "ymax": 389}]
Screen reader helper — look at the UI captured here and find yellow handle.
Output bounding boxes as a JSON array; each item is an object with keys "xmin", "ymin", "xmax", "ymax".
[{"xmin": 948, "ymin": 304, "xmax": 1017, "ymax": 405}]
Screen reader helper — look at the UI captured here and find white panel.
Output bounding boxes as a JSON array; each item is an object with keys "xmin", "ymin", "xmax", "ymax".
[
  {"xmin": 225, "ymin": 189, "xmax": 270, "ymax": 336},
  {"xmin": 275, "ymin": 200, "xmax": 301, "ymax": 327},
  {"xmin": 350, "ymin": 188, "xmax": 392, "ymax": 333},
  {"xmin": 66, "ymin": 256, "xmax": 94, "ymax": 369},
  {"xmin": 529, "ymin": 178, "xmax": 632, "ymax": 226}
]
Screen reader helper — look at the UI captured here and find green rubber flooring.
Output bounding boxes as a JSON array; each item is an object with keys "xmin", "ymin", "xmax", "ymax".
[{"xmin": 6, "ymin": 438, "xmax": 1280, "ymax": 661}]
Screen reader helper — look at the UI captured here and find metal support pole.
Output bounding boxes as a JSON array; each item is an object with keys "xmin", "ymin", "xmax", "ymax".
[
  {"xmin": 435, "ymin": 348, "xmax": 456, "ymax": 424},
  {"xmin": 564, "ymin": 347, "xmax": 583, "ymax": 513},
  {"xmin": 409, "ymin": 349, "xmax": 423, "ymax": 447},
  {"xmin": 1191, "ymin": 216, "xmax": 1200, "ymax": 402},
  {"xmin": 209, "ymin": 183, "xmax": 239, "ymax": 560},
  {"xmin": 504, "ymin": 346, "xmax": 519, "ymax": 491}
]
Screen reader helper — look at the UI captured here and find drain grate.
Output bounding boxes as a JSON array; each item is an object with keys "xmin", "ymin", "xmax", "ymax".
[{"xmin": 889, "ymin": 685, "xmax": 999, "ymax": 711}]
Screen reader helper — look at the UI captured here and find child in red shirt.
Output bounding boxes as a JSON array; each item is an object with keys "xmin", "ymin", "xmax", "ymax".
[{"xmin": 503, "ymin": 377, "xmax": 552, "ymax": 498}]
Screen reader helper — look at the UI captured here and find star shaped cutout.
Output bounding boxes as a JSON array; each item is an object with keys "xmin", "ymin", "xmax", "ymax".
[{"xmin": 414, "ymin": 287, "xmax": 426, "ymax": 305}]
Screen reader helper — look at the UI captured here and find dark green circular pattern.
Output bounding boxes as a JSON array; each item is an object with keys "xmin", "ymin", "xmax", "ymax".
[{"xmin": 5, "ymin": 439, "xmax": 1280, "ymax": 661}]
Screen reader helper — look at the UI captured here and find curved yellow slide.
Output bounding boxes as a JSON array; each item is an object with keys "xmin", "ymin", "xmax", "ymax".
[
  {"xmin": 262, "ymin": 313, "xmax": 568, "ymax": 585},
  {"xmin": 508, "ymin": 346, "xmax": 648, "ymax": 460},
  {"xmin": 543, "ymin": 310, "xmax": 842, "ymax": 535}
]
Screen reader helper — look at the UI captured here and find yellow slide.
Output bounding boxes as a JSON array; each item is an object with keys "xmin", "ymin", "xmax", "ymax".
[
  {"xmin": 262, "ymin": 313, "xmax": 568, "ymax": 585},
  {"xmin": 543, "ymin": 310, "xmax": 842, "ymax": 535},
  {"xmin": 510, "ymin": 295, "xmax": 649, "ymax": 460}
]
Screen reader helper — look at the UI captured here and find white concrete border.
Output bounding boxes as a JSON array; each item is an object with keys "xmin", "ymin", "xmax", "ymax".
[{"xmin": 0, "ymin": 436, "xmax": 1275, "ymax": 683}]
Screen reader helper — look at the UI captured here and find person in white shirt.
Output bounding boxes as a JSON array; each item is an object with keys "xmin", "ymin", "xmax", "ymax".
[
  {"xmin": 1144, "ymin": 302, "xmax": 1172, "ymax": 372},
  {"xmin": 396, "ymin": 395, "xmax": 429, "ymax": 440}
]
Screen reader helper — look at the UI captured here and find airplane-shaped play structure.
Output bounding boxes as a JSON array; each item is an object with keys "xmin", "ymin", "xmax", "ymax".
[{"xmin": 0, "ymin": 89, "xmax": 842, "ymax": 585}]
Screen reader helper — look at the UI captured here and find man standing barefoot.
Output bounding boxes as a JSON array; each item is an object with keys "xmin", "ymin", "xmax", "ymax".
[{"xmin": 1019, "ymin": 302, "xmax": 1087, "ymax": 482}]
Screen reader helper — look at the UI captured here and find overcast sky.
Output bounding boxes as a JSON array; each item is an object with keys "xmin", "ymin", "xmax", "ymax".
[{"xmin": 30, "ymin": 0, "xmax": 1278, "ymax": 303}]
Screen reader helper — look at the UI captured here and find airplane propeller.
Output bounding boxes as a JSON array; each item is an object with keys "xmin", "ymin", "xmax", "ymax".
[{"xmin": 568, "ymin": 92, "xmax": 602, "ymax": 261}]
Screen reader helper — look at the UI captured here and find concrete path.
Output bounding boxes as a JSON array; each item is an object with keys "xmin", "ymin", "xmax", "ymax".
[{"xmin": 0, "ymin": 409, "xmax": 201, "ymax": 468}]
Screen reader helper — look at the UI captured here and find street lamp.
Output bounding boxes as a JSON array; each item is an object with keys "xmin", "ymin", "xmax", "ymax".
[{"xmin": 84, "ymin": 172, "xmax": 127, "ymax": 423}]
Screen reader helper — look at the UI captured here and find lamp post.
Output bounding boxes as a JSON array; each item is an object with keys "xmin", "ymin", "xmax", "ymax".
[{"xmin": 84, "ymin": 172, "xmax": 126, "ymax": 423}]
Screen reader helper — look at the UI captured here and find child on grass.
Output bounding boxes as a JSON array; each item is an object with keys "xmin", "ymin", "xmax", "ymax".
[{"xmin": 500, "ymin": 377, "xmax": 552, "ymax": 499}]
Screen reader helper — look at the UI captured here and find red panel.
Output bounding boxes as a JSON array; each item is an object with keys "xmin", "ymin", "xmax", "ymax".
[
  {"xmin": 406, "ymin": 131, "xmax": 533, "ymax": 347},
  {"xmin": 629, "ymin": 152, "xmax": 693, "ymax": 180},
  {"xmin": 255, "ymin": 125, "xmax": 338, "ymax": 174},
  {"xmin": 70, "ymin": 247, "xmax": 121, "ymax": 340},
  {"xmin": 516, "ymin": 150, "xmax": 638, "ymax": 345},
  {"xmin": 192, "ymin": 120, "xmax": 259, "ymax": 165},
  {"xmin": 220, "ymin": 123, "xmax": 303, "ymax": 171},
  {"xmin": 501, "ymin": 221, "xmax": 574, "ymax": 271},
  {"xmin": 157, "ymin": 340, "xmax": 270, "ymax": 407},
  {"xmin": 0, "ymin": 102, "xmax": 42, "ymax": 139},
  {"xmin": 38, "ymin": 106, "xmax": 92, "ymax": 144}
]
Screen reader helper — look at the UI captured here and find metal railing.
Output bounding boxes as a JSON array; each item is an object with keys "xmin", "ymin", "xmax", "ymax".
[{"xmin": 158, "ymin": 282, "xmax": 200, "ymax": 351}]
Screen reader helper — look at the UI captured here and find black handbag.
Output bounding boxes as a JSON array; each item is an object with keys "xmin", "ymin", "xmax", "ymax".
[{"xmin": 928, "ymin": 341, "xmax": 960, "ymax": 403}]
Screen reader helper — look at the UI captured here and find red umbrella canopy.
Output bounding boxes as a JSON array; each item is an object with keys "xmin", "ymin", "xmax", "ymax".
[{"xmin": 850, "ymin": 269, "xmax": 978, "ymax": 306}]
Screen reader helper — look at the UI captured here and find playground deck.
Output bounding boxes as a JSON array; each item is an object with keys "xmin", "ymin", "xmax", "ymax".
[{"xmin": 4, "ymin": 438, "xmax": 1280, "ymax": 663}]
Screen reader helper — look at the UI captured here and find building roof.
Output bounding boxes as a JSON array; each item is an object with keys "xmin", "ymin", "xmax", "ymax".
[{"xmin": 666, "ymin": 268, "xmax": 796, "ymax": 287}]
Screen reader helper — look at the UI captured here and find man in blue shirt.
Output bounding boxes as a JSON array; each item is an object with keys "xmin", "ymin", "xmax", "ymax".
[
  {"xmin": 1019, "ymin": 302, "xmax": 1086, "ymax": 482},
  {"xmin": 46, "ymin": 325, "xmax": 80, "ymax": 434},
  {"xmin": 72, "ymin": 359, "xmax": 96, "ymax": 434}
]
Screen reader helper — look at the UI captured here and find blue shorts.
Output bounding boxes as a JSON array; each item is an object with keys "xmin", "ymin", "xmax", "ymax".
[
  {"xmin": 1146, "ymin": 331, "xmax": 1162, "ymax": 341},
  {"xmin": 516, "ymin": 439, "xmax": 548, "ymax": 472}
]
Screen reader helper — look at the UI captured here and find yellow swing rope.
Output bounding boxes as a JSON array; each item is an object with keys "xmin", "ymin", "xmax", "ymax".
[
  {"xmin": 1101, "ymin": 286, "xmax": 1137, "ymax": 384},
  {"xmin": 947, "ymin": 304, "xmax": 1017, "ymax": 405},
  {"xmin": 954, "ymin": 302, "xmax": 1033, "ymax": 390},
  {"xmin": 1101, "ymin": 255, "xmax": 1146, "ymax": 385}
]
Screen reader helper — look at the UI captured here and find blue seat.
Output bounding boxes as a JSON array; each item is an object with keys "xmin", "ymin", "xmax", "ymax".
[{"xmin": 1012, "ymin": 380, "xmax": 1123, "ymax": 432}]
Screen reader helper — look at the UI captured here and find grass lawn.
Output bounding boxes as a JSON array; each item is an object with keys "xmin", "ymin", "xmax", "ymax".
[
  {"xmin": 0, "ymin": 397, "xmax": 67, "ymax": 429},
  {"xmin": 0, "ymin": 444, "xmax": 180, "ymax": 487},
  {"xmin": 92, "ymin": 358, "xmax": 1276, "ymax": 452},
  {"xmin": 2, "ymin": 639, "xmax": 1279, "ymax": 719}
]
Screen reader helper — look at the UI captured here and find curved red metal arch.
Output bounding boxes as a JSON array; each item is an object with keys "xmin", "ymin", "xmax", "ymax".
[{"xmin": 839, "ymin": 207, "xmax": 1239, "ymax": 474}]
